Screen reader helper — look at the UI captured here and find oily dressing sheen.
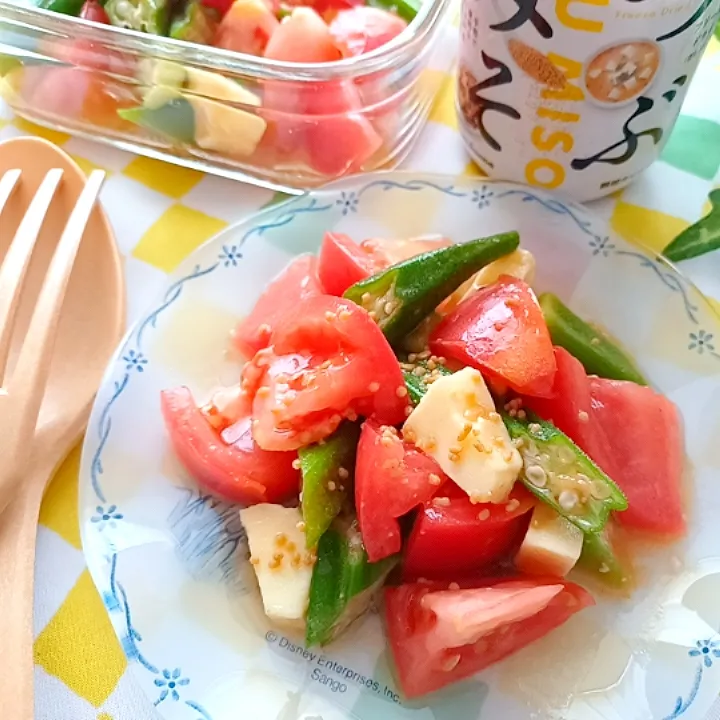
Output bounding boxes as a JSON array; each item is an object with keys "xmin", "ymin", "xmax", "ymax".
[{"xmin": 457, "ymin": 0, "xmax": 720, "ymax": 201}]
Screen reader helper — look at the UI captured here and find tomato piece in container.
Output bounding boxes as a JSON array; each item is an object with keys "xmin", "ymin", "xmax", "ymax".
[
  {"xmin": 385, "ymin": 578, "xmax": 594, "ymax": 699},
  {"xmin": 329, "ymin": 7, "xmax": 407, "ymax": 58},
  {"xmin": 215, "ymin": 0, "xmax": 280, "ymax": 54}
]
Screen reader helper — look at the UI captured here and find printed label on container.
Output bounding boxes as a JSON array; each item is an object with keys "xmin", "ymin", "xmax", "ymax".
[{"xmin": 458, "ymin": 0, "xmax": 720, "ymax": 201}]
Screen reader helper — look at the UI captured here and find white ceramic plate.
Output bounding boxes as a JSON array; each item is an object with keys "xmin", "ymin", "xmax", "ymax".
[{"xmin": 80, "ymin": 172, "xmax": 720, "ymax": 720}]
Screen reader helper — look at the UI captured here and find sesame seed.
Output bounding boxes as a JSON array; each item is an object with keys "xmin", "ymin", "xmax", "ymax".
[
  {"xmin": 457, "ymin": 423, "xmax": 473, "ymax": 442},
  {"xmin": 558, "ymin": 490, "xmax": 579, "ymax": 511},
  {"xmin": 339, "ymin": 309, "xmax": 352, "ymax": 321},
  {"xmin": 437, "ymin": 356, "xmax": 447, "ymax": 365},
  {"xmin": 477, "ymin": 509, "xmax": 491, "ymax": 520},
  {"xmin": 368, "ymin": 382, "xmax": 380, "ymax": 393},
  {"xmin": 275, "ymin": 532, "xmax": 288, "ymax": 546},
  {"xmin": 296, "ymin": 521, "xmax": 306, "ymax": 532},
  {"xmin": 578, "ymin": 410, "xmax": 589, "ymax": 423},
  {"xmin": 257, "ymin": 386, "xmax": 270, "ymax": 398},
  {"xmin": 396, "ymin": 385, "xmax": 408, "ymax": 398},
  {"xmin": 429, "ymin": 473, "xmax": 442, "ymax": 486},
  {"xmin": 474, "ymin": 442, "xmax": 488, "ymax": 454},
  {"xmin": 502, "ymin": 451, "xmax": 515, "ymax": 463},
  {"xmin": 287, "ymin": 541, "xmax": 297, "ymax": 553},
  {"xmin": 599, "ymin": 563, "xmax": 610, "ymax": 574},
  {"xmin": 413, "ymin": 366, "xmax": 427, "ymax": 377},
  {"xmin": 258, "ymin": 323, "xmax": 271, "ymax": 336},
  {"xmin": 249, "ymin": 556, "xmax": 260, "ymax": 566},
  {"xmin": 469, "ymin": 493, "xmax": 482, "ymax": 504},
  {"xmin": 361, "ymin": 292, "xmax": 372, "ymax": 303},
  {"xmin": 291, "ymin": 554, "xmax": 302, "ymax": 569},
  {"xmin": 328, "ymin": 481, "xmax": 337, "ymax": 491},
  {"xmin": 590, "ymin": 337, "xmax": 601, "ymax": 346},
  {"xmin": 408, "ymin": 353, "xmax": 418, "ymax": 363},
  {"xmin": 529, "ymin": 422, "xmax": 542, "ymax": 435},
  {"xmin": 464, "ymin": 408, "xmax": 480, "ymax": 421},
  {"xmin": 384, "ymin": 301, "xmax": 396, "ymax": 316},
  {"xmin": 381, "ymin": 436, "xmax": 395, "ymax": 447},
  {"xmin": 292, "ymin": 458, "xmax": 301, "ymax": 470},
  {"xmin": 488, "ymin": 411, "xmax": 501, "ymax": 421},
  {"xmin": 325, "ymin": 311, "xmax": 336, "ymax": 321},
  {"xmin": 338, "ymin": 467, "xmax": 349, "ymax": 480},
  {"xmin": 433, "ymin": 497, "xmax": 451, "ymax": 507},
  {"xmin": 448, "ymin": 582, "xmax": 460, "ymax": 590},
  {"xmin": 512, "ymin": 437, "xmax": 525, "ymax": 449},
  {"xmin": 418, "ymin": 350, "xmax": 431, "ymax": 360},
  {"xmin": 525, "ymin": 465, "xmax": 547, "ymax": 487},
  {"xmin": 517, "ymin": 409, "xmax": 527, "ymax": 419},
  {"xmin": 319, "ymin": 359, "xmax": 332, "ymax": 370},
  {"xmin": 368, "ymin": 311, "xmax": 377, "ymax": 320},
  {"xmin": 441, "ymin": 654, "xmax": 461, "ymax": 672},
  {"xmin": 450, "ymin": 444, "xmax": 463, "ymax": 454},
  {"xmin": 505, "ymin": 498, "xmax": 520, "ymax": 512},
  {"xmin": 427, "ymin": 360, "xmax": 437, "ymax": 370},
  {"xmin": 268, "ymin": 558, "xmax": 282, "ymax": 570}
]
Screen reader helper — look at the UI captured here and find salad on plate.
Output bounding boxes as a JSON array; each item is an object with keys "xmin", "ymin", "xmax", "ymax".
[{"xmin": 160, "ymin": 230, "xmax": 685, "ymax": 700}]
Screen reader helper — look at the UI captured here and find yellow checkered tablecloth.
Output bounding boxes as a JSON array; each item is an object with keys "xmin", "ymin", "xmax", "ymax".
[{"xmin": 1, "ymin": 30, "xmax": 720, "ymax": 720}]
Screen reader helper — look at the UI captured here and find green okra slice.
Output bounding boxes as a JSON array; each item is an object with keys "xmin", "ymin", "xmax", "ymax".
[
  {"xmin": 169, "ymin": 0, "xmax": 219, "ymax": 43},
  {"xmin": 539, "ymin": 293, "xmax": 647, "ymax": 385},
  {"xmin": 105, "ymin": 0, "xmax": 171, "ymax": 34},
  {"xmin": 502, "ymin": 411, "xmax": 627, "ymax": 535},
  {"xmin": 299, "ymin": 422, "xmax": 360, "ymax": 550},
  {"xmin": 306, "ymin": 520, "xmax": 398, "ymax": 647},
  {"xmin": 344, "ymin": 232, "xmax": 520, "ymax": 345},
  {"xmin": 578, "ymin": 523, "xmax": 633, "ymax": 591}
]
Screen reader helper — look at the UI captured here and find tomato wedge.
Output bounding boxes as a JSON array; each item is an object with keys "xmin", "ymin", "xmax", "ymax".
[
  {"xmin": 523, "ymin": 346, "xmax": 613, "ymax": 470},
  {"xmin": 161, "ymin": 386, "xmax": 300, "ymax": 505},
  {"xmin": 355, "ymin": 419, "xmax": 449, "ymax": 562},
  {"xmin": 385, "ymin": 578, "xmax": 594, "ymax": 698},
  {"xmin": 264, "ymin": 7, "xmax": 342, "ymax": 62},
  {"xmin": 329, "ymin": 7, "xmax": 407, "ymax": 58},
  {"xmin": 317, "ymin": 232, "xmax": 389, "ymax": 296},
  {"xmin": 403, "ymin": 484, "xmax": 534, "ymax": 581},
  {"xmin": 233, "ymin": 255, "xmax": 323, "ymax": 359},
  {"xmin": 317, "ymin": 233, "xmax": 452, "ymax": 296},
  {"xmin": 215, "ymin": 0, "xmax": 280, "ymax": 54},
  {"xmin": 430, "ymin": 275, "xmax": 557, "ymax": 397},
  {"xmin": 589, "ymin": 377, "xmax": 685, "ymax": 537},
  {"xmin": 248, "ymin": 296, "xmax": 408, "ymax": 451}
]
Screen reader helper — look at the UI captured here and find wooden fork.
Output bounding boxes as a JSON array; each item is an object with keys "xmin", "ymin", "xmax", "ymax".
[{"xmin": 0, "ymin": 167, "xmax": 106, "ymax": 515}]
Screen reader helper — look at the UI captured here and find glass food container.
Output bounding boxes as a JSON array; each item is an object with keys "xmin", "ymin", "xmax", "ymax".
[{"xmin": 0, "ymin": 0, "xmax": 455, "ymax": 192}]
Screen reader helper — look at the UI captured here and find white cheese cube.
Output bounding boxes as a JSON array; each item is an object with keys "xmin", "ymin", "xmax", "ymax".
[
  {"xmin": 240, "ymin": 504, "xmax": 313, "ymax": 628},
  {"xmin": 515, "ymin": 504, "xmax": 583, "ymax": 577},
  {"xmin": 403, "ymin": 367, "xmax": 522, "ymax": 504}
]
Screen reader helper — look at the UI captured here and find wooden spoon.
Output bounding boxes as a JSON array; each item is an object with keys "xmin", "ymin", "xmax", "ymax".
[{"xmin": 0, "ymin": 137, "xmax": 125, "ymax": 720}]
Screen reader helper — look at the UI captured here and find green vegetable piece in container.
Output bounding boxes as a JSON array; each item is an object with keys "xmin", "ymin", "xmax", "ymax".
[
  {"xmin": 169, "ymin": 0, "xmax": 219, "ymax": 43},
  {"xmin": 367, "ymin": 0, "xmax": 420, "ymax": 22},
  {"xmin": 300, "ymin": 422, "xmax": 360, "ymax": 549},
  {"xmin": 539, "ymin": 293, "xmax": 647, "ymax": 385},
  {"xmin": 578, "ymin": 523, "xmax": 634, "ymax": 591},
  {"xmin": 105, "ymin": 0, "xmax": 171, "ymax": 35},
  {"xmin": 118, "ymin": 88, "xmax": 196, "ymax": 144},
  {"xmin": 344, "ymin": 232, "xmax": 520, "ymax": 345},
  {"xmin": 306, "ymin": 520, "xmax": 398, "ymax": 647},
  {"xmin": 36, "ymin": 0, "xmax": 86, "ymax": 16},
  {"xmin": 502, "ymin": 411, "xmax": 627, "ymax": 535},
  {"xmin": 663, "ymin": 189, "xmax": 720, "ymax": 262}
]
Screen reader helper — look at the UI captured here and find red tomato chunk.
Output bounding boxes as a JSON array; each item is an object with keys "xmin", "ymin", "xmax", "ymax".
[
  {"xmin": 589, "ymin": 377, "xmax": 685, "ymax": 538},
  {"xmin": 248, "ymin": 295, "xmax": 408, "ymax": 451},
  {"xmin": 233, "ymin": 255, "xmax": 323, "ymax": 359},
  {"xmin": 385, "ymin": 578, "xmax": 594, "ymax": 699},
  {"xmin": 403, "ymin": 484, "xmax": 535, "ymax": 581},
  {"xmin": 355, "ymin": 419, "xmax": 449, "ymax": 562},
  {"xmin": 160, "ymin": 386, "xmax": 300, "ymax": 505},
  {"xmin": 431, "ymin": 275, "xmax": 556, "ymax": 397}
]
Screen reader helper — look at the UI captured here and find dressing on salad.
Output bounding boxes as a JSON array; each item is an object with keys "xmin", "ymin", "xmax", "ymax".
[{"xmin": 161, "ymin": 230, "xmax": 686, "ymax": 700}]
